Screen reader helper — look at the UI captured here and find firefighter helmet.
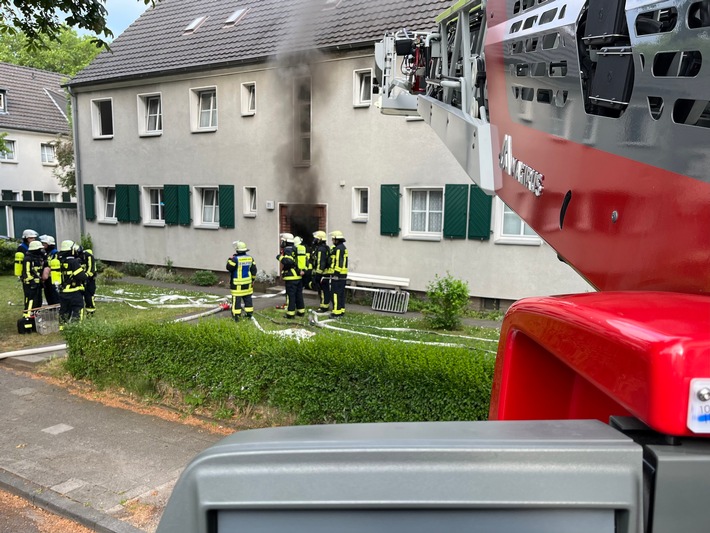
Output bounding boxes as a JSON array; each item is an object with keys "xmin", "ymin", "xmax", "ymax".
[
  {"xmin": 235, "ymin": 241, "xmax": 249, "ymax": 252},
  {"xmin": 28, "ymin": 241, "xmax": 44, "ymax": 251},
  {"xmin": 313, "ymin": 230, "xmax": 327, "ymax": 241},
  {"xmin": 22, "ymin": 229, "xmax": 38, "ymax": 240},
  {"xmin": 330, "ymin": 230, "xmax": 345, "ymax": 241},
  {"xmin": 60, "ymin": 240, "xmax": 75, "ymax": 252},
  {"xmin": 280, "ymin": 233, "xmax": 294, "ymax": 244},
  {"xmin": 39, "ymin": 235, "xmax": 56, "ymax": 246},
  {"xmin": 293, "ymin": 236, "xmax": 303, "ymax": 246}
]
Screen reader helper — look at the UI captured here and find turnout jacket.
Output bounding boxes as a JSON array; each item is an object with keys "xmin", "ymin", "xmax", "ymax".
[
  {"xmin": 277, "ymin": 245, "xmax": 301, "ymax": 280},
  {"xmin": 58, "ymin": 252, "xmax": 87, "ymax": 293}
]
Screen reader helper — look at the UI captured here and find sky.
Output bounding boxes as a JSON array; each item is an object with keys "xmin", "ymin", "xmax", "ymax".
[{"xmin": 105, "ymin": 0, "xmax": 152, "ymax": 38}]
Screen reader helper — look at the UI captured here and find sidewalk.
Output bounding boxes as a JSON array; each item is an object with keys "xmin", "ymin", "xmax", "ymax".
[{"xmin": 0, "ymin": 279, "xmax": 501, "ymax": 532}]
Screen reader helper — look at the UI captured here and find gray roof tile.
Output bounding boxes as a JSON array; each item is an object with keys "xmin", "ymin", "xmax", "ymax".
[
  {"xmin": 0, "ymin": 63, "xmax": 70, "ymax": 134},
  {"xmin": 69, "ymin": 0, "xmax": 449, "ymax": 86}
]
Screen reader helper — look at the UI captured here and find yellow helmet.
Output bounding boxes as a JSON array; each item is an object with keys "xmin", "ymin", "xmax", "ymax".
[
  {"xmin": 28, "ymin": 241, "xmax": 44, "ymax": 251},
  {"xmin": 330, "ymin": 230, "xmax": 345, "ymax": 241},
  {"xmin": 312, "ymin": 230, "xmax": 327, "ymax": 241},
  {"xmin": 235, "ymin": 241, "xmax": 249, "ymax": 252},
  {"xmin": 60, "ymin": 240, "xmax": 75, "ymax": 252}
]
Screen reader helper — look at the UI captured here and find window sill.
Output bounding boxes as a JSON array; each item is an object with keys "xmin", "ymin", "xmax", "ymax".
[
  {"xmin": 494, "ymin": 236, "xmax": 542, "ymax": 246},
  {"xmin": 191, "ymin": 127, "xmax": 218, "ymax": 133},
  {"xmin": 353, "ymin": 102, "xmax": 371, "ymax": 108},
  {"xmin": 0, "ymin": 160, "xmax": 18, "ymax": 164},
  {"xmin": 403, "ymin": 233, "xmax": 442, "ymax": 242},
  {"xmin": 93, "ymin": 135, "xmax": 113, "ymax": 140},
  {"xmin": 243, "ymin": 212, "xmax": 257, "ymax": 218},
  {"xmin": 144, "ymin": 221, "xmax": 166, "ymax": 227},
  {"xmin": 139, "ymin": 132, "xmax": 162, "ymax": 138},
  {"xmin": 195, "ymin": 224, "xmax": 219, "ymax": 230},
  {"xmin": 42, "ymin": 162, "xmax": 58, "ymax": 167},
  {"xmin": 241, "ymin": 111, "xmax": 255, "ymax": 117},
  {"xmin": 98, "ymin": 219, "xmax": 118, "ymax": 225},
  {"xmin": 405, "ymin": 116, "xmax": 424, "ymax": 122},
  {"xmin": 351, "ymin": 216, "xmax": 368, "ymax": 223}
]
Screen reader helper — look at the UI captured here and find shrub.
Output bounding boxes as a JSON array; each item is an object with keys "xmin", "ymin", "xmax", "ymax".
[
  {"xmin": 423, "ymin": 273, "xmax": 470, "ymax": 330},
  {"xmin": 0, "ymin": 238, "xmax": 17, "ymax": 274},
  {"xmin": 146, "ymin": 267, "xmax": 185, "ymax": 284},
  {"xmin": 122, "ymin": 261, "xmax": 149, "ymax": 277},
  {"xmin": 254, "ymin": 269, "xmax": 277, "ymax": 285},
  {"xmin": 94, "ymin": 259, "xmax": 107, "ymax": 274},
  {"xmin": 80, "ymin": 233, "xmax": 94, "ymax": 251},
  {"xmin": 63, "ymin": 319, "xmax": 495, "ymax": 425},
  {"xmin": 100, "ymin": 266, "xmax": 123, "ymax": 284},
  {"xmin": 190, "ymin": 270, "xmax": 218, "ymax": 286}
]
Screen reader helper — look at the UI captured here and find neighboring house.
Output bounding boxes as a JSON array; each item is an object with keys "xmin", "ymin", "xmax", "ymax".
[
  {"xmin": 67, "ymin": 0, "xmax": 592, "ymax": 304},
  {"xmin": 0, "ymin": 62, "xmax": 78, "ymax": 240}
]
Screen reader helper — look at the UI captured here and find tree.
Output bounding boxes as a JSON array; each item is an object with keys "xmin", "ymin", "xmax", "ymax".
[
  {"xmin": 53, "ymin": 135, "xmax": 75, "ymax": 197},
  {"xmin": 0, "ymin": 25, "xmax": 100, "ymax": 76},
  {"xmin": 0, "ymin": 0, "xmax": 157, "ymax": 49}
]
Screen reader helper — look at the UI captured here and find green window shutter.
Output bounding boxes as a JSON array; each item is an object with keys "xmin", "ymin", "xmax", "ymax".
[
  {"xmin": 33, "ymin": 191, "xmax": 44, "ymax": 201},
  {"xmin": 443, "ymin": 184, "xmax": 469, "ymax": 239},
  {"xmin": 380, "ymin": 184, "xmax": 400, "ymax": 236},
  {"xmin": 468, "ymin": 183, "xmax": 492, "ymax": 240},
  {"xmin": 219, "ymin": 184, "xmax": 235, "ymax": 228},
  {"xmin": 22, "ymin": 191, "xmax": 32, "ymax": 201},
  {"xmin": 128, "ymin": 185, "xmax": 140, "ymax": 222},
  {"xmin": 177, "ymin": 185, "xmax": 191, "ymax": 226},
  {"xmin": 1, "ymin": 190, "xmax": 14, "ymax": 201},
  {"xmin": 62, "ymin": 192, "xmax": 71, "ymax": 203},
  {"xmin": 115, "ymin": 185, "xmax": 130, "ymax": 222},
  {"xmin": 164, "ymin": 185, "xmax": 178, "ymax": 225},
  {"xmin": 83, "ymin": 184, "xmax": 96, "ymax": 221}
]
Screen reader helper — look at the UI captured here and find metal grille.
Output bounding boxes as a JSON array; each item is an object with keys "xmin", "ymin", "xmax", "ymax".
[
  {"xmin": 371, "ymin": 290, "xmax": 409, "ymax": 314},
  {"xmin": 34, "ymin": 304, "xmax": 60, "ymax": 335}
]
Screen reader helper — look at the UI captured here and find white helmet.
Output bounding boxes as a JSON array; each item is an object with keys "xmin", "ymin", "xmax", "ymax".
[
  {"xmin": 22, "ymin": 229, "xmax": 38, "ymax": 240},
  {"xmin": 280, "ymin": 232, "xmax": 294, "ymax": 244},
  {"xmin": 293, "ymin": 236, "xmax": 303, "ymax": 246},
  {"xmin": 39, "ymin": 235, "xmax": 56, "ymax": 246}
]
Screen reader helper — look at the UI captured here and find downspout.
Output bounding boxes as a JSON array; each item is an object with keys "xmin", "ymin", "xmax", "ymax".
[{"xmin": 67, "ymin": 85, "xmax": 85, "ymax": 238}]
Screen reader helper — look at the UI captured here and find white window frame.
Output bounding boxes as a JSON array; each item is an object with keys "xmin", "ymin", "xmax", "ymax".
[
  {"xmin": 0, "ymin": 90, "xmax": 6, "ymax": 112},
  {"xmin": 353, "ymin": 69, "xmax": 373, "ymax": 107},
  {"xmin": 189, "ymin": 87, "xmax": 218, "ymax": 132},
  {"xmin": 137, "ymin": 93, "xmax": 163, "ymax": 136},
  {"xmin": 294, "ymin": 76, "xmax": 311, "ymax": 166},
  {"xmin": 352, "ymin": 186, "xmax": 369, "ymax": 222},
  {"xmin": 91, "ymin": 98, "xmax": 114, "ymax": 139},
  {"xmin": 0, "ymin": 139, "xmax": 17, "ymax": 162},
  {"xmin": 243, "ymin": 186, "xmax": 257, "ymax": 217},
  {"xmin": 241, "ymin": 82, "xmax": 256, "ymax": 116},
  {"xmin": 402, "ymin": 186, "xmax": 444, "ymax": 241},
  {"xmin": 184, "ymin": 15, "xmax": 207, "ymax": 34},
  {"xmin": 142, "ymin": 186, "xmax": 165, "ymax": 226},
  {"xmin": 43, "ymin": 192, "xmax": 60, "ymax": 202},
  {"xmin": 493, "ymin": 197, "xmax": 541, "ymax": 245},
  {"xmin": 194, "ymin": 186, "xmax": 220, "ymax": 228},
  {"xmin": 40, "ymin": 143, "xmax": 56, "ymax": 165},
  {"xmin": 224, "ymin": 8, "xmax": 249, "ymax": 27},
  {"xmin": 99, "ymin": 186, "xmax": 117, "ymax": 223}
]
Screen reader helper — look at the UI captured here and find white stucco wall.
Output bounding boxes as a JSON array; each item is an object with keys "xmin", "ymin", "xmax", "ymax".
[
  {"xmin": 73, "ymin": 51, "xmax": 593, "ymax": 300},
  {"xmin": 0, "ymin": 128, "xmax": 65, "ymax": 198}
]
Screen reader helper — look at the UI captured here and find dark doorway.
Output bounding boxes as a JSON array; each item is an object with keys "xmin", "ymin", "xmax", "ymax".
[{"xmin": 279, "ymin": 204, "xmax": 326, "ymax": 247}]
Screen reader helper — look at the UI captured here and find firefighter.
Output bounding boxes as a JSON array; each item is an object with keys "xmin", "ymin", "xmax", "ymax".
[
  {"xmin": 226, "ymin": 241, "xmax": 257, "ymax": 322},
  {"xmin": 14, "ymin": 229, "xmax": 38, "ymax": 278},
  {"xmin": 311, "ymin": 230, "xmax": 332, "ymax": 313},
  {"xmin": 293, "ymin": 236, "xmax": 312, "ymax": 291},
  {"xmin": 58, "ymin": 240, "xmax": 87, "ymax": 326},
  {"xmin": 81, "ymin": 245, "xmax": 97, "ymax": 316},
  {"xmin": 38, "ymin": 235, "xmax": 60, "ymax": 305},
  {"xmin": 276, "ymin": 233, "xmax": 305, "ymax": 319},
  {"xmin": 329, "ymin": 230, "xmax": 348, "ymax": 318},
  {"xmin": 19, "ymin": 241, "xmax": 45, "ymax": 332}
]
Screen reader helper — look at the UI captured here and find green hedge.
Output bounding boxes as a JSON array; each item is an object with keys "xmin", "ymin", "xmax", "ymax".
[{"xmin": 63, "ymin": 320, "xmax": 495, "ymax": 424}]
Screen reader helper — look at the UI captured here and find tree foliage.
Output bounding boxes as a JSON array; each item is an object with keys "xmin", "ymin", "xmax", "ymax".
[
  {"xmin": 53, "ymin": 135, "xmax": 75, "ymax": 196},
  {"xmin": 0, "ymin": 25, "xmax": 100, "ymax": 76},
  {"xmin": 0, "ymin": 0, "xmax": 157, "ymax": 50}
]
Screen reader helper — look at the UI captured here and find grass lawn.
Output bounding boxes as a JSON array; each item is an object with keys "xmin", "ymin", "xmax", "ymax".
[{"xmin": 0, "ymin": 275, "xmax": 226, "ymax": 353}]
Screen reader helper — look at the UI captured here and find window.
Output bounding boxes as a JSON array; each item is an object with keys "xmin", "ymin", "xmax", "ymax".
[
  {"xmin": 91, "ymin": 99, "xmax": 114, "ymax": 138},
  {"xmin": 143, "ymin": 187, "xmax": 165, "ymax": 224},
  {"xmin": 41, "ymin": 143, "xmax": 56, "ymax": 164},
  {"xmin": 138, "ymin": 93, "xmax": 162, "ymax": 135},
  {"xmin": 190, "ymin": 87, "xmax": 218, "ymax": 132},
  {"xmin": 224, "ymin": 8, "xmax": 249, "ymax": 26},
  {"xmin": 241, "ymin": 82, "xmax": 256, "ymax": 116},
  {"xmin": 244, "ymin": 186, "xmax": 257, "ymax": 217},
  {"xmin": 493, "ymin": 198, "xmax": 541, "ymax": 245},
  {"xmin": 294, "ymin": 77, "xmax": 311, "ymax": 165},
  {"xmin": 406, "ymin": 188, "xmax": 443, "ymax": 238},
  {"xmin": 353, "ymin": 69, "xmax": 373, "ymax": 107},
  {"xmin": 0, "ymin": 139, "xmax": 16, "ymax": 162},
  {"xmin": 197, "ymin": 187, "xmax": 219, "ymax": 226},
  {"xmin": 100, "ymin": 187, "xmax": 117, "ymax": 221},
  {"xmin": 0, "ymin": 90, "xmax": 6, "ymax": 112},
  {"xmin": 43, "ymin": 192, "xmax": 59, "ymax": 202},
  {"xmin": 352, "ymin": 187, "xmax": 369, "ymax": 222},
  {"xmin": 184, "ymin": 15, "xmax": 207, "ymax": 34}
]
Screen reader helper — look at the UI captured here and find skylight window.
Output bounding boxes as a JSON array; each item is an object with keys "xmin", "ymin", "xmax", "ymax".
[
  {"xmin": 184, "ymin": 15, "xmax": 208, "ymax": 34},
  {"xmin": 224, "ymin": 8, "xmax": 249, "ymax": 27},
  {"xmin": 323, "ymin": 0, "xmax": 343, "ymax": 9}
]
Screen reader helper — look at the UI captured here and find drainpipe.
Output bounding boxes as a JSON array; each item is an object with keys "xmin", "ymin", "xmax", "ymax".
[{"xmin": 67, "ymin": 85, "xmax": 85, "ymax": 238}]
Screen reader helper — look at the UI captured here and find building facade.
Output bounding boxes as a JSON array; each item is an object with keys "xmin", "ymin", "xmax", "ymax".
[
  {"xmin": 68, "ymin": 0, "xmax": 592, "ymax": 302},
  {"xmin": 0, "ymin": 62, "xmax": 78, "ymax": 240}
]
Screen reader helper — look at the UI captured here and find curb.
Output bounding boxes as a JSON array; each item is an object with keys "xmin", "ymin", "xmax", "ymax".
[{"xmin": 0, "ymin": 467, "xmax": 145, "ymax": 533}]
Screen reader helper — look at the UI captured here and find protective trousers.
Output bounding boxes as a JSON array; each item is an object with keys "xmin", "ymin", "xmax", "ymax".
[
  {"xmin": 84, "ymin": 277, "xmax": 96, "ymax": 315},
  {"xmin": 284, "ymin": 279, "xmax": 305, "ymax": 318},
  {"xmin": 23, "ymin": 283, "xmax": 42, "ymax": 317},
  {"xmin": 59, "ymin": 291, "xmax": 84, "ymax": 326},
  {"xmin": 331, "ymin": 277, "xmax": 346, "ymax": 316},
  {"xmin": 314, "ymin": 274, "xmax": 331, "ymax": 312},
  {"xmin": 231, "ymin": 284, "xmax": 254, "ymax": 321}
]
